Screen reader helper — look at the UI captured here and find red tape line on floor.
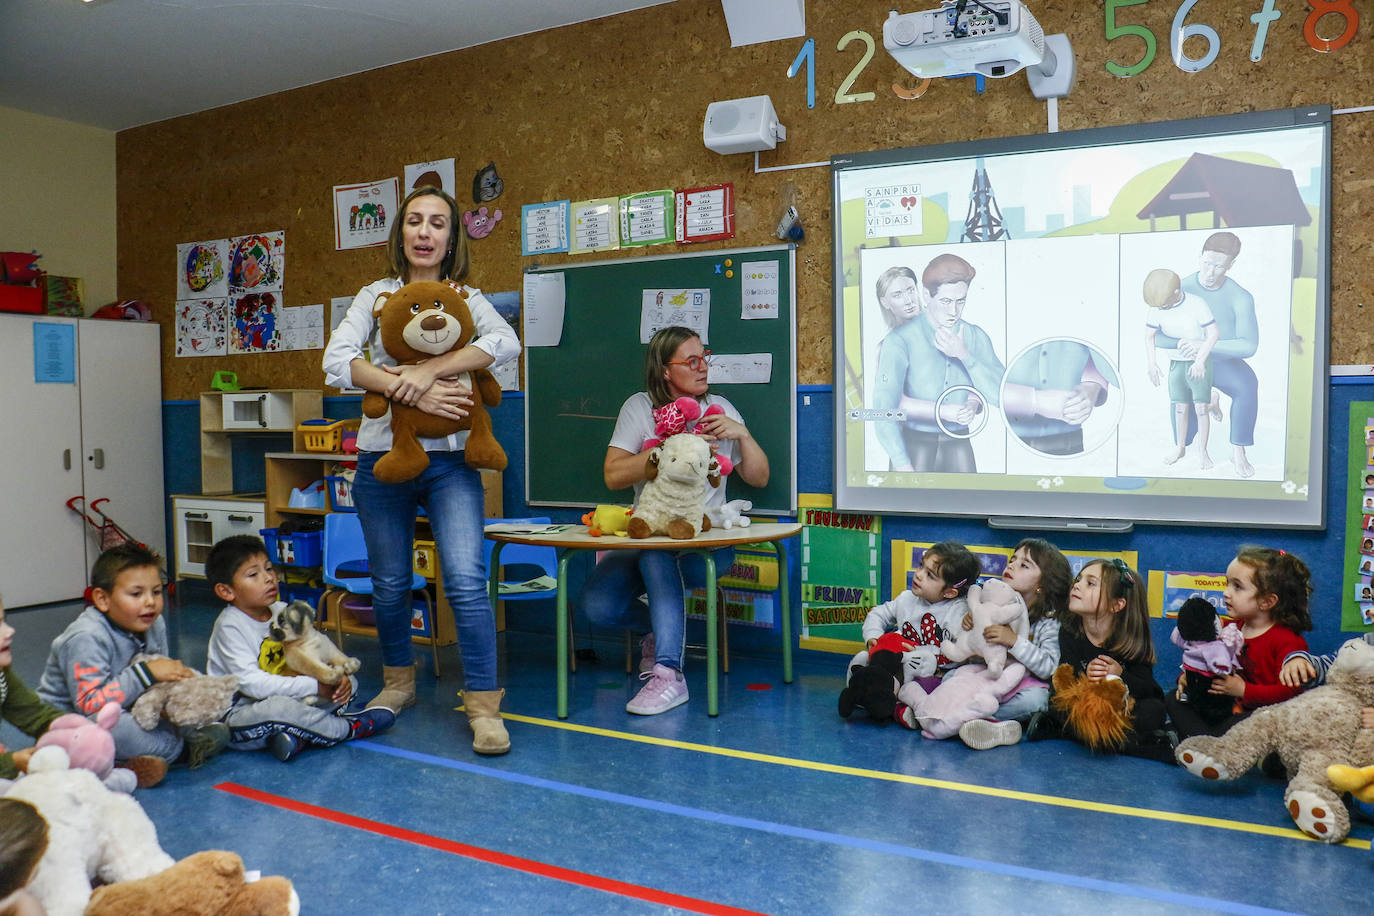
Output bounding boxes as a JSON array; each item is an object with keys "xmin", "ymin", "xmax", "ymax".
[{"xmin": 214, "ymin": 782, "xmax": 762, "ymax": 916}]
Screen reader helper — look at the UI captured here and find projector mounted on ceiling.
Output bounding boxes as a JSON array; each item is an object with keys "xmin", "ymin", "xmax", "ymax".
[{"xmin": 883, "ymin": 0, "xmax": 1074, "ymax": 99}]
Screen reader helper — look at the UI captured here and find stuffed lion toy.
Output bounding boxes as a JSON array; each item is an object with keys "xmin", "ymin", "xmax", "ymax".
[
  {"xmin": 1176, "ymin": 636, "xmax": 1374, "ymax": 843},
  {"xmin": 362, "ymin": 280, "xmax": 506, "ymax": 483},
  {"xmin": 1050, "ymin": 664, "xmax": 1135, "ymax": 752}
]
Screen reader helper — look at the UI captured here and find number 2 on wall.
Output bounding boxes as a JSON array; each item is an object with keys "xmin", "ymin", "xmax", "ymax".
[{"xmin": 835, "ymin": 31, "xmax": 877, "ymax": 104}]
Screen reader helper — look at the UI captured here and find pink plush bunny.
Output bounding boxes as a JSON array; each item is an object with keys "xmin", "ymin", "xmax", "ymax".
[
  {"xmin": 641, "ymin": 397, "xmax": 735, "ymax": 474},
  {"xmin": 35, "ymin": 701, "xmax": 136, "ymax": 792}
]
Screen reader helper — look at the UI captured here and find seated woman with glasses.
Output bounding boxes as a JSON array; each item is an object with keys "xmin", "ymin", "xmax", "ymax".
[{"xmin": 581, "ymin": 325, "xmax": 769, "ymax": 716}]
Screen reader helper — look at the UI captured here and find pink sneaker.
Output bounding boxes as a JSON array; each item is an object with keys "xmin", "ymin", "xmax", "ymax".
[
  {"xmin": 639, "ymin": 632, "xmax": 656, "ymax": 674},
  {"xmin": 626, "ymin": 663, "xmax": 688, "ymax": 715}
]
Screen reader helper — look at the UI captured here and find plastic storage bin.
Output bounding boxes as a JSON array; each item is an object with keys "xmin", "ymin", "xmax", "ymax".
[
  {"xmin": 279, "ymin": 583, "xmax": 324, "ymax": 609},
  {"xmin": 340, "ymin": 594, "xmax": 375, "ymax": 626},
  {"xmin": 259, "ymin": 527, "xmax": 279, "ymax": 562},
  {"xmin": 299, "ymin": 418, "xmax": 358, "ymax": 453},
  {"xmin": 275, "ymin": 529, "xmax": 322, "ymax": 567}
]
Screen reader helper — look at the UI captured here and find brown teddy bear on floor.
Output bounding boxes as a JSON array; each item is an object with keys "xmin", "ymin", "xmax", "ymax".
[
  {"xmin": 85, "ymin": 849, "xmax": 298, "ymax": 916},
  {"xmin": 1176, "ymin": 636, "xmax": 1374, "ymax": 843},
  {"xmin": 363, "ymin": 280, "xmax": 506, "ymax": 483}
]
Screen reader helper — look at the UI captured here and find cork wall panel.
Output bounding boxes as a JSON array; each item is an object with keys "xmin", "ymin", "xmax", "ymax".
[{"xmin": 116, "ymin": 0, "xmax": 1374, "ymax": 398}]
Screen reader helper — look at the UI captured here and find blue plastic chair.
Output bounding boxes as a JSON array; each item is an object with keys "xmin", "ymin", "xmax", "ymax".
[
  {"xmin": 481, "ymin": 516, "xmax": 572, "ymax": 669},
  {"xmin": 320, "ymin": 512, "xmax": 439, "ymax": 677}
]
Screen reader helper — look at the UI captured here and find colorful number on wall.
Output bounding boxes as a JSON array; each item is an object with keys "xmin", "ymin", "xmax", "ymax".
[{"xmin": 835, "ymin": 31, "xmax": 878, "ymax": 105}]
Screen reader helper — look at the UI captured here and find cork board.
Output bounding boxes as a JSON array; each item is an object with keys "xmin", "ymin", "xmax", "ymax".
[{"xmin": 114, "ymin": 0, "xmax": 1374, "ymax": 399}]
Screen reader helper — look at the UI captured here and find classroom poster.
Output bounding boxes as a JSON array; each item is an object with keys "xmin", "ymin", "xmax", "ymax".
[
  {"xmin": 279, "ymin": 303, "xmax": 324, "ymax": 350},
  {"xmin": 1341, "ymin": 402, "xmax": 1374, "ymax": 630},
  {"xmin": 486, "ymin": 290, "xmax": 521, "ymax": 391},
  {"xmin": 175, "ymin": 297, "xmax": 227, "ymax": 357},
  {"xmin": 569, "ymin": 197, "xmax": 620, "ymax": 254},
  {"xmin": 640, "ymin": 288, "xmax": 709, "ymax": 344},
  {"xmin": 686, "ymin": 543, "xmax": 780, "ymax": 628},
  {"xmin": 675, "ymin": 183, "xmax": 734, "ymax": 243},
  {"xmin": 227, "ymin": 231, "xmax": 284, "ymax": 295},
  {"xmin": 175, "ymin": 238, "xmax": 228, "ymax": 299},
  {"xmin": 1147, "ymin": 570, "xmax": 1228, "ymax": 620},
  {"xmin": 334, "ymin": 179, "xmax": 397, "ymax": 250},
  {"xmin": 404, "ymin": 158, "xmax": 456, "ymax": 197},
  {"xmin": 229, "ymin": 291, "xmax": 281, "ymax": 353},
  {"xmin": 798, "ymin": 494, "xmax": 881, "ymax": 650},
  {"xmin": 521, "ymin": 200, "xmax": 570, "ymax": 255},
  {"xmin": 619, "ymin": 190, "xmax": 674, "ymax": 247}
]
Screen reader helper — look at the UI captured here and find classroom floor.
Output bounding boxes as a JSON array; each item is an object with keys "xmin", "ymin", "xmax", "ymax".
[{"xmin": 5, "ymin": 592, "xmax": 1370, "ymax": 915}]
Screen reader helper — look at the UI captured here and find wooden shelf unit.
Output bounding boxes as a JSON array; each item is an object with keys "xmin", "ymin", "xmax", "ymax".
[
  {"xmin": 264, "ymin": 450, "xmax": 502, "ymax": 647},
  {"xmin": 200, "ymin": 389, "xmax": 322, "ymax": 495}
]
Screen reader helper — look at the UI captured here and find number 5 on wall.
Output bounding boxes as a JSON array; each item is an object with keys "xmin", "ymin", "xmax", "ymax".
[{"xmin": 1105, "ymin": 0, "xmax": 1157, "ymax": 77}]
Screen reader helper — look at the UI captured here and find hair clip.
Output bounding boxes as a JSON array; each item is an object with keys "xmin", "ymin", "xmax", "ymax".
[
  {"xmin": 1108, "ymin": 557, "xmax": 1134, "ymax": 594},
  {"xmin": 950, "ymin": 578, "xmax": 969, "ymax": 589}
]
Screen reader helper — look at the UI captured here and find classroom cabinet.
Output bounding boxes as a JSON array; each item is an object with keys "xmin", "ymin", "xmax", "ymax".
[
  {"xmin": 171, "ymin": 495, "xmax": 266, "ymax": 579},
  {"xmin": 0, "ymin": 314, "xmax": 165, "ymax": 608}
]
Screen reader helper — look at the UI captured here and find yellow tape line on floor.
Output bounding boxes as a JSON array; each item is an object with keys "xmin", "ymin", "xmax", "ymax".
[{"xmin": 496, "ymin": 710, "xmax": 1371, "ymax": 850}]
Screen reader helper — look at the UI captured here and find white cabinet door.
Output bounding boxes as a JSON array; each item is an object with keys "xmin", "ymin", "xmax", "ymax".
[
  {"xmin": 0, "ymin": 315, "xmax": 89, "ymax": 606},
  {"xmin": 77, "ymin": 320, "xmax": 166, "ymax": 564}
]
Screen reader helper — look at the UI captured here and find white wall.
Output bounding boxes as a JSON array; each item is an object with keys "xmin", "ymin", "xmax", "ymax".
[{"xmin": 0, "ymin": 105, "xmax": 116, "ymax": 313}]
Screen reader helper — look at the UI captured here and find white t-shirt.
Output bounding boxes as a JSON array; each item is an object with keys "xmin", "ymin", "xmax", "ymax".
[
  {"xmin": 1146, "ymin": 293, "xmax": 1215, "ymax": 358},
  {"xmin": 206, "ymin": 605, "xmax": 317, "ymax": 702},
  {"xmin": 321, "ymin": 277, "xmax": 521, "ymax": 453},
  {"xmin": 607, "ymin": 392, "xmax": 744, "ymax": 511}
]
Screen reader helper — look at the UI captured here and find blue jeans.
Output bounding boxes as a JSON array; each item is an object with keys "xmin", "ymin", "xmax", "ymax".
[
  {"xmin": 581, "ymin": 547, "xmax": 734, "ymax": 671},
  {"xmin": 993, "ymin": 685, "xmax": 1049, "ymax": 726},
  {"xmin": 352, "ymin": 450, "xmax": 497, "ymax": 690}
]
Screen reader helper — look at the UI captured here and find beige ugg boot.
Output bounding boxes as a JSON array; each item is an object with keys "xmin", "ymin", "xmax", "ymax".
[
  {"xmin": 462, "ymin": 688, "xmax": 511, "ymax": 755},
  {"xmin": 366, "ymin": 664, "xmax": 417, "ymax": 713}
]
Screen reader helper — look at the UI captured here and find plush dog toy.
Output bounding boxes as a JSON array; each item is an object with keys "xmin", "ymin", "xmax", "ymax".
[
  {"xmin": 1176, "ymin": 636, "xmax": 1374, "ymax": 843},
  {"xmin": 3, "ymin": 745, "xmax": 176, "ymax": 916},
  {"xmin": 838, "ymin": 637, "xmax": 906, "ymax": 722},
  {"xmin": 130, "ymin": 655, "xmax": 237, "ymax": 732},
  {"xmin": 86, "ymin": 849, "xmax": 300, "ymax": 916},
  {"xmin": 940, "ymin": 580, "xmax": 1029, "ymax": 678},
  {"xmin": 1170, "ymin": 596, "xmax": 1244, "ymax": 725},
  {"xmin": 269, "ymin": 601, "xmax": 360, "ymax": 701},
  {"xmin": 32, "ymin": 701, "xmax": 136, "ymax": 793},
  {"xmin": 627, "ymin": 434, "xmax": 720, "ymax": 540},
  {"xmin": 707, "ymin": 498, "xmax": 752, "ymax": 530},
  {"xmin": 362, "ymin": 280, "xmax": 505, "ymax": 483},
  {"xmin": 1050, "ymin": 664, "xmax": 1135, "ymax": 752}
]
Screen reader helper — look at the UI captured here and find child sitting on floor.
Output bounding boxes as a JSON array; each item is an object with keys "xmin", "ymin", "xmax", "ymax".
[
  {"xmin": 204, "ymin": 535, "xmax": 394, "ymax": 762},
  {"xmin": 842, "ymin": 540, "xmax": 980, "ymax": 719},
  {"xmin": 37, "ymin": 545, "xmax": 228, "ymax": 787},
  {"xmin": 0, "ymin": 591, "xmax": 64, "ymax": 780},
  {"xmin": 956, "ymin": 538, "xmax": 1070, "ymax": 750}
]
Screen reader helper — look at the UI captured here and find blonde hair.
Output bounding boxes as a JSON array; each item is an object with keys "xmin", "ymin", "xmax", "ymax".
[{"xmin": 1142, "ymin": 268, "xmax": 1181, "ymax": 309}]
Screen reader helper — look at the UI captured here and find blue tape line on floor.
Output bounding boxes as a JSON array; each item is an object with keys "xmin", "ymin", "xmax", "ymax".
[{"xmin": 353, "ymin": 742, "xmax": 1297, "ymax": 916}]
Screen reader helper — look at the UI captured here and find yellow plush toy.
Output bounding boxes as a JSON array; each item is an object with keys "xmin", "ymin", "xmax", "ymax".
[
  {"xmin": 582, "ymin": 505, "xmax": 633, "ymax": 536},
  {"xmin": 362, "ymin": 280, "xmax": 506, "ymax": 483}
]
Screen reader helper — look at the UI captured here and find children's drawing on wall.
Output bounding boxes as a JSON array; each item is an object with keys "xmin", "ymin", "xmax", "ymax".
[
  {"xmin": 175, "ymin": 239, "xmax": 228, "ymax": 299},
  {"xmin": 229, "ymin": 292, "xmax": 281, "ymax": 353},
  {"xmin": 1117, "ymin": 225, "xmax": 1292, "ymax": 482},
  {"xmin": 174, "ymin": 297, "xmax": 226, "ymax": 357},
  {"xmin": 279, "ymin": 303, "xmax": 324, "ymax": 351},
  {"xmin": 333, "ymin": 178, "xmax": 399, "ymax": 250},
  {"xmin": 862, "ymin": 246, "xmax": 1007, "ymax": 474},
  {"xmin": 226, "ymin": 232, "xmax": 284, "ymax": 296},
  {"xmin": 472, "ymin": 161, "xmax": 504, "ymax": 202},
  {"xmin": 404, "ymin": 158, "xmax": 456, "ymax": 197}
]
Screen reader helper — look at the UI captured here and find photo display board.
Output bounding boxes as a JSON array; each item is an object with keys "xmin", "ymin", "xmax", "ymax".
[{"xmin": 831, "ymin": 106, "xmax": 1331, "ymax": 528}]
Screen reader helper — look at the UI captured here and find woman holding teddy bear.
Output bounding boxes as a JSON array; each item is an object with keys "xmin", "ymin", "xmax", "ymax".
[
  {"xmin": 581, "ymin": 326, "xmax": 770, "ymax": 716},
  {"xmin": 322, "ymin": 185, "xmax": 519, "ymax": 755}
]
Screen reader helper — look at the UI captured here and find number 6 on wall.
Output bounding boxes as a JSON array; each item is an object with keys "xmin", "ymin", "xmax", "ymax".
[
  {"xmin": 1171, "ymin": 0, "xmax": 1220, "ymax": 72},
  {"xmin": 1104, "ymin": 0, "xmax": 1157, "ymax": 77}
]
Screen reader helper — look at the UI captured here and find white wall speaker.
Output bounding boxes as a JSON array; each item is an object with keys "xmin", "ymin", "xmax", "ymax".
[{"xmin": 703, "ymin": 95, "xmax": 786, "ymax": 155}]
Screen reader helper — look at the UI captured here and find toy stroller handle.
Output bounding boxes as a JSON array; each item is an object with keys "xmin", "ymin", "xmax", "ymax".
[{"xmin": 90, "ymin": 497, "xmax": 111, "ymax": 514}]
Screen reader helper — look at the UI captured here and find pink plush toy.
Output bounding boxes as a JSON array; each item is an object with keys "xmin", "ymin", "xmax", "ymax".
[
  {"xmin": 35, "ymin": 701, "xmax": 137, "ymax": 793},
  {"xmin": 642, "ymin": 397, "xmax": 734, "ymax": 475},
  {"xmin": 897, "ymin": 661, "xmax": 1029, "ymax": 739}
]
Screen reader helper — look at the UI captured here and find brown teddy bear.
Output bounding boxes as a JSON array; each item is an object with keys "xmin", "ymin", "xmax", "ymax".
[
  {"xmin": 1176, "ymin": 636, "xmax": 1374, "ymax": 843},
  {"xmin": 362, "ymin": 280, "xmax": 506, "ymax": 483},
  {"xmin": 85, "ymin": 849, "xmax": 298, "ymax": 916}
]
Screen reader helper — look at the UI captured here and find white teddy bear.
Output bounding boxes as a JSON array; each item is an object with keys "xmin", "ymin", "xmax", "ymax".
[
  {"xmin": 2, "ymin": 746, "xmax": 175, "ymax": 916},
  {"xmin": 939, "ymin": 579, "xmax": 1030, "ymax": 678}
]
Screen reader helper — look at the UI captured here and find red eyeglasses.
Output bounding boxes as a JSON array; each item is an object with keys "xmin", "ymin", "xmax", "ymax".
[{"xmin": 666, "ymin": 351, "xmax": 711, "ymax": 371}]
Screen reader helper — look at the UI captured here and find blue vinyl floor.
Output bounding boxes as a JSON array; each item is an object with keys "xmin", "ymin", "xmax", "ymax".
[{"xmin": 4, "ymin": 591, "xmax": 1371, "ymax": 915}]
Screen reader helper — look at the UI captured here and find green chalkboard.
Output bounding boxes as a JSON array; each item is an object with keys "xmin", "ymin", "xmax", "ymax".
[{"xmin": 525, "ymin": 245, "xmax": 796, "ymax": 514}]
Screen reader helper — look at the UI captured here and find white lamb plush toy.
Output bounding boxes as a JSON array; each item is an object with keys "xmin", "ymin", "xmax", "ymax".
[
  {"xmin": 3, "ymin": 746, "xmax": 175, "ymax": 916},
  {"xmin": 627, "ymin": 433, "xmax": 721, "ymax": 539},
  {"xmin": 939, "ymin": 579, "xmax": 1030, "ymax": 678}
]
